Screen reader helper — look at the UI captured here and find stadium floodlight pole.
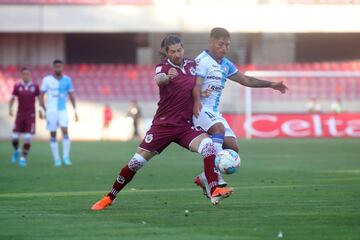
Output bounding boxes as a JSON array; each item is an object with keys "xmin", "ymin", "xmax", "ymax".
[{"xmin": 244, "ymin": 86, "xmax": 252, "ymax": 140}]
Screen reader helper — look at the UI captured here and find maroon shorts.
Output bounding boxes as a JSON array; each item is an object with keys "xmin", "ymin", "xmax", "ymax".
[
  {"xmin": 139, "ymin": 123, "xmax": 205, "ymax": 154},
  {"xmin": 13, "ymin": 113, "xmax": 36, "ymax": 134}
]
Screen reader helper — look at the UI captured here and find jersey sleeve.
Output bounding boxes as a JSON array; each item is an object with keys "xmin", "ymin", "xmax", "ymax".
[
  {"xmin": 195, "ymin": 58, "xmax": 208, "ymax": 79},
  {"xmin": 12, "ymin": 84, "xmax": 18, "ymax": 96},
  {"xmin": 35, "ymin": 84, "xmax": 40, "ymax": 96},
  {"xmin": 226, "ymin": 59, "xmax": 238, "ymax": 77},
  {"xmin": 154, "ymin": 63, "xmax": 168, "ymax": 76},
  {"xmin": 40, "ymin": 77, "xmax": 48, "ymax": 92}
]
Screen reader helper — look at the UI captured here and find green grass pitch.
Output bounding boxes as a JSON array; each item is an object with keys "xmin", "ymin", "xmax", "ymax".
[{"xmin": 0, "ymin": 139, "xmax": 360, "ymax": 240}]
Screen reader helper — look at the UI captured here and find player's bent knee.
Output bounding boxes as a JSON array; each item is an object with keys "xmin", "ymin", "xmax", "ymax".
[
  {"xmin": 208, "ymin": 123, "xmax": 226, "ymax": 135},
  {"xmin": 12, "ymin": 132, "xmax": 20, "ymax": 139},
  {"xmin": 128, "ymin": 153, "xmax": 147, "ymax": 172},
  {"xmin": 23, "ymin": 133, "xmax": 32, "ymax": 143},
  {"xmin": 198, "ymin": 138, "xmax": 216, "ymax": 157}
]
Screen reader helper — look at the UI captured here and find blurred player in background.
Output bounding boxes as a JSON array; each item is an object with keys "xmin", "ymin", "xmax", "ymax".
[
  {"xmin": 126, "ymin": 100, "xmax": 142, "ymax": 140},
  {"xmin": 330, "ymin": 97, "xmax": 343, "ymax": 113},
  {"xmin": 306, "ymin": 97, "xmax": 322, "ymax": 113},
  {"xmin": 102, "ymin": 103, "xmax": 113, "ymax": 140},
  {"xmin": 9, "ymin": 67, "xmax": 41, "ymax": 167},
  {"xmin": 39, "ymin": 59, "xmax": 78, "ymax": 167},
  {"xmin": 193, "ymin": 27, "xmax": 288, "ymax": 189},
  {"xmin": 91, "ymin": 35, "xmax": 233, "ymax": 211}
]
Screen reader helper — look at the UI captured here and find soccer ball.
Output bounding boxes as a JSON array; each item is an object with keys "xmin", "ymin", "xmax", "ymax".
[{"xmin": 215, "ymin": 149, "xmax": 241, "ymax": 174}]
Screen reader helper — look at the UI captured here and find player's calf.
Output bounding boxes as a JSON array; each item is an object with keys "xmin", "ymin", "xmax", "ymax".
[{"xmin": 91, "ymin": 153, "xmax": 148, "ymax": 210}]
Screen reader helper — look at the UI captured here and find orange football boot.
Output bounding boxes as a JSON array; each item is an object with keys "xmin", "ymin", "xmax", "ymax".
[{"xmin": 91, "ymin": 196, "xmax": 113, "ymax": 211}]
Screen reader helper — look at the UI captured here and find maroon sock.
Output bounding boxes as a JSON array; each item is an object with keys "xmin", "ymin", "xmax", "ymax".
[
  {"xmin": 203, "ymin": 155, "xmax": 218, "ymax": 194},
  {"xmin": 107, "ymin": 165, "xmax": 136, "ymax": 200},
  {"xmin": 22, "ymin": 143, "xmax": 31, "ymax": 157},
  {"xmin": 12, "ymin": 139, "xmax": 19, "ymax": 150}
]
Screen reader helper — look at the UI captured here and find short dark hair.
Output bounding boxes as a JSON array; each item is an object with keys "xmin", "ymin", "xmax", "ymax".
[
  {"xmin": 53, "ymin": 59, "xmax": 64, "ymax": 65},
  {"xmin": 20, "ymin": 67, "xmax": 30, "ymax": 72},
  {"xmin": 159, "ymin": 35, "xmax": 183, "ymax": 60},
  {"xmin": 210, "ymin": 27, "xmax": 230, "ymax": 39}
]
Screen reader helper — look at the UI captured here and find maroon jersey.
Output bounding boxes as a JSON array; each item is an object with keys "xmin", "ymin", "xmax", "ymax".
[
  {"xmin": 12, "ymin": 81, "xmax": 40, "ymax": 116},
  {"xmin": 152, "ymin": 58, "xmax": 197, "ymax": 127}
]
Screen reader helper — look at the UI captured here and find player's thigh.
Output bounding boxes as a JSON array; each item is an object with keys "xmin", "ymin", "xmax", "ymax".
[
  {"xmin": 136, "ymin": 148, "xmax": 157, "ymax": 161},
  {"xmin": 192, "ymin": 109, "xmax": 223, "ymax": 132},
  {"xmin": 176, "ymin": 125, "xmax": 207, "ymax": 152},
  {"xmin": 139, "ymin": 126, "xmax": 172, "ymax": 154},
  {"xmin": 58, "ymin": 111, "xmax": 69, "ymax": 128},
  {"xmin": 208, "ymin": 122, "xmax": 226, "ymax": 135},
  {"xmin": 46, "ymin": 111, "xmax": 58, "ymax": 132}
]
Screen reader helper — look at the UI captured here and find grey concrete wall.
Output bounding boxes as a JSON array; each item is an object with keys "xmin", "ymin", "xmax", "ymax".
[
  {"xmin": 0, "ymin": 33, "xmax": 65, "ymax": 65},
  {"xmin": 250, "ymin": 33, "xmax": 295, "ymax": 65}
]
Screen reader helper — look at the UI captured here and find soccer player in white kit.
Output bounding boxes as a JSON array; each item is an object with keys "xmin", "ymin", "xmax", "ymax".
[
  {"xmin": 193, "ymin": 28, "xmax": 288, "ymax": 187},
  {"xmin": 40, "ymin": 60, "xmax": 78, "ymax": 167}
]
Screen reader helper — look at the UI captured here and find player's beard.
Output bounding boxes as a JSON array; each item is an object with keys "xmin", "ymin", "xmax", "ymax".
[{"xmin": 172, "ymin": 57, "xmax": 183, "ymax": 66}]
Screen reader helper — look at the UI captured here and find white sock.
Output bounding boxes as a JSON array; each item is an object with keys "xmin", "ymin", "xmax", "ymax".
[
  {"xmin": 63, "ymin": 136, "xmax": 71, "ymax": 159},
  {"xmin": 50, "ymin": 138, "xmax": 60, "ymax": 161},
  {"xmin": 213, "ymin": 142, "xmax": 223, "ymax": 153}
]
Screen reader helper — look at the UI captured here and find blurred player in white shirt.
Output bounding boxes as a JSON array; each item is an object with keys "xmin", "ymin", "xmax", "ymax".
[
  {"xmin": 40, "ymin": 59, "xmax": 78, "ymax": 167},
  {"xmin": 193, "ymin": 28, "xmax": 288, "ymax": 186}
]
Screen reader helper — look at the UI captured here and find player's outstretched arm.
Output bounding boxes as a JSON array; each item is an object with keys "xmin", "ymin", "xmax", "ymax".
[
  {"xmin": 9, "ymin": 96, "xmax": 15, "ymax": 117},
  {"xmin": 229, "ymin": 72, "xmax": 288, "ymax": 93},
  {"xmin": 192, "ymin": 77, "xmax": 204, "ymax": 118},
  {"xmin": 69, "ymin": 92, "xmax": 78, "ymax": 122}
]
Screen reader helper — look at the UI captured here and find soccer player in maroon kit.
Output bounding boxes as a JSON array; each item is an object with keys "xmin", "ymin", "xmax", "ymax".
[
  {"xmin": 9, "ymin": 67, "xmax": 41, "ymax": 167},
  {"xmin": 91, "ymin": 35, "xmax": 233, "ymax": 210}
]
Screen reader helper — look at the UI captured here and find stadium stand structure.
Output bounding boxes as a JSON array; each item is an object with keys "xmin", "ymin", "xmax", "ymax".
[{"xmin": 1, "ymin": 61, "xmax": 360, "ymax": 103}]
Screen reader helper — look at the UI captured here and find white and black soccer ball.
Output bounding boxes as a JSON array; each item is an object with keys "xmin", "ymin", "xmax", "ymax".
[{"xmin": 215, "ymin": 149, "xmax": 241, "ymax": 174}]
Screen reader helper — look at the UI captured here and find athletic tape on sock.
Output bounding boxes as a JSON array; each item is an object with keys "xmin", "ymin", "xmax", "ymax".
[
  {"xmin": 198, "ymin": 138, "xmax": 217, "ymax": 158},
  {"xmin": 127, "ymin": 153, "xmax": 147, "ymax": 172}
]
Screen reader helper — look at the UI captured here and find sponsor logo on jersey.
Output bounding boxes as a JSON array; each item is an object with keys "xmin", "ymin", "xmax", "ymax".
[
  {"xmin": 30, "ymin": 86, "xmax": 35, "ymax": 92},
  {"xmin": 208, "ymin": 84, "xmax": 224, "ymax": 92},
  {"xmin": 189, "ymin": 67, "xmax": 196, "ymax": 76},
  {"xmin": 207, "ymin": 75, "xmax": 222, "ymax": 80},
  {"xmin": 145, "ymin": 134, "xmax": 153, "ymax": 143},
  {"xmin": 19, "ymin": 87, "xmax": 23, "ymax": 92}
]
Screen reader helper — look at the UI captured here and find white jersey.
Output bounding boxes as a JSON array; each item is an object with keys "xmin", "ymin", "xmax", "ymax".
[
  {"xmin": 40, "ymin": 74, "xmax": 74, "ymax": 112},
  {"xmin": 195, "ymin": 50, "xmax": 238, "ymax": 112}
]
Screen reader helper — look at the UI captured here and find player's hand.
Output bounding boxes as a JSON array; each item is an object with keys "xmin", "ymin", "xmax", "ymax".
[
  {"xmin": 271, "ymin": 81, "xmax": 288, "ymax": 94},
  {"xmin": 74, "ymin": 112, "xmax": 79, "ymax": 122},
  {"xmin": 201, "ymin": 88, "xmax": 212, "ymax": 97},
  {"xmin": 9, "ymin": 108, "xmax": 13, "ymax": 117},
  {"xmin": 193, "ymin": 102, "xmax": 202, "ymax": 118},
  {"xmin": 167, "ymin": 68, "xmax": 178, "ymax": 80}
]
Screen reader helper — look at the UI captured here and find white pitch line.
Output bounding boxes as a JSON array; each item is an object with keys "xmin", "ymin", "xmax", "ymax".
[{"xmin": 0, "ymin": 184, "xmax": 324, "ymax": 199}]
